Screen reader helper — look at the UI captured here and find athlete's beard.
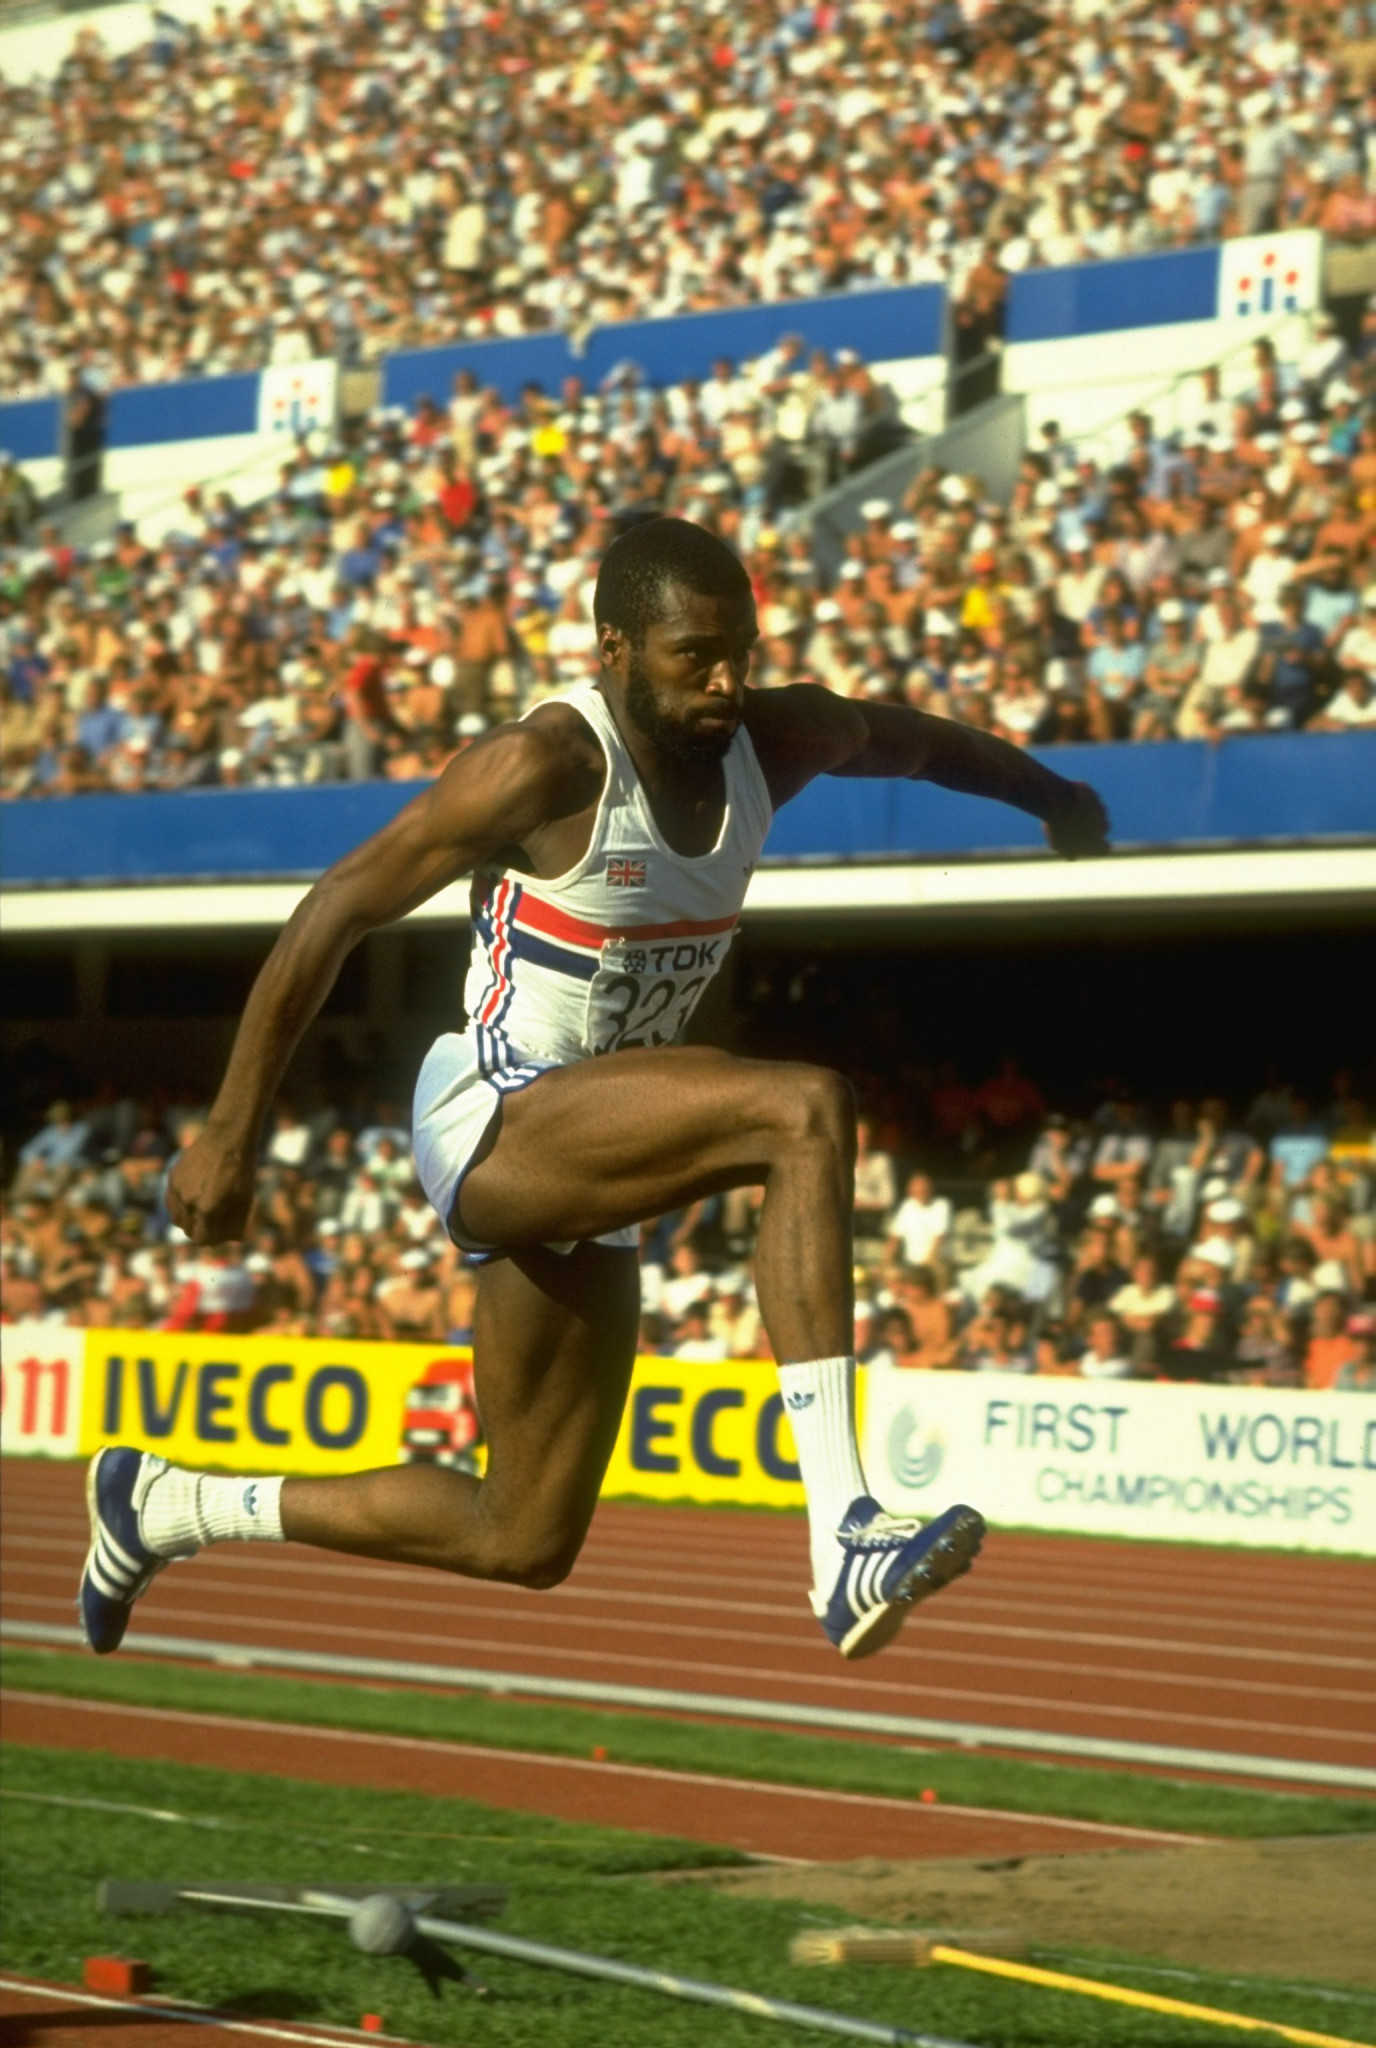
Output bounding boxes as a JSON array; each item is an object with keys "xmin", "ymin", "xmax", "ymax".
[{"xmin": 624, "ymin": 649, "xmax": 734, "ymax": 764}]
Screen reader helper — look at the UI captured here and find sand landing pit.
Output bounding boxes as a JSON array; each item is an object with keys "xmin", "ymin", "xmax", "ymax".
[{"xmin": 668, "ymin": 1832, "xmax": 1376, "ymax": 1992}]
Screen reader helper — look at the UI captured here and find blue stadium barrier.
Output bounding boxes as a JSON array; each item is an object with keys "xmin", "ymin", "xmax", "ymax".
[
  {"xmin": 3, "ymin": 241, "xmax": 1265, "ymax": 472},
  {"xmin": 767, "ymin": 731, "xmax": 1376, "ymax": 859},
  {"xmin": 107, "ymin": 373, "xmax": 260, "ymax": 447},
  {"xmin": 1, "ymin": 780, "xmax": 417, "ymax": 886},
  {"xmin": 2, "ymin": 734, "xmax": 1371, "ymax": 887},
  {"xmin": 3, "ymin": 241, "xmax": 1292, "ymax": 462},
  {"xmin": 382, "ymin": 332, "xmax": 578, "ymax": 415},
  {"xmin": 0, "ymin": 396, "xmax": 63, "ymax": 463},
  {"xmin": 382, "ymin": 284, "xmax": 946, "ymax": 411},
  {"xmin": 585, "ymin": 287, "xmax": 945, "ymax": 384},
  {"xmin": 1006, "ymin": 246, "xmax": 1221, "ymax": 344}
]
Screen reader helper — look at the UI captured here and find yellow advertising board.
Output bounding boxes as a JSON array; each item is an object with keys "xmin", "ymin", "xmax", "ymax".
[
  {"xmin": 6, "ymin": 1323, "xmax": 813, "ymax": 1511},
  {"xmin": 602, "ymin": 1356, "xmax": 806, "ymax": 1509},
  {"xmin": 79, "ymin": 1329, "xmax": 474, "ymax": 1476}
]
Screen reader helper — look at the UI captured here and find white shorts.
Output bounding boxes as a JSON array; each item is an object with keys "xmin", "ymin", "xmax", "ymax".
[{"xmin": 412, "ymin": 1030, "xmax": 639, "ymax": 1259}]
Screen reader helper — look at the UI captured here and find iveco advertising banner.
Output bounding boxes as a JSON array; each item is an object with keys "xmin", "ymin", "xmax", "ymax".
[
  {"xmin": 863, "ymin": 1365, "xmax": 1375, "ymax": 1555},
  {"xmin": 4, "ymin": 1325, "xmax": 1370, "ymax": 1550},
  {"xmin": 0, "ymin": 1326, "xmax": 807, "ymax": 1510},
  {"xmin": 0, "ymin": 1324, "xmax": 478, "ymax": 1477}
]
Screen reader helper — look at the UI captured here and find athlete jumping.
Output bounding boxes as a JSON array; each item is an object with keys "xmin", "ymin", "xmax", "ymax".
[{"xmin": 81, "ymin": 518, "xmax": 1109, "ymax": 1663}]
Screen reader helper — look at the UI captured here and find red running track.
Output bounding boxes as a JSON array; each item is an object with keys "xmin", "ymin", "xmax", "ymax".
[
  {"xmin": 4, "ymin": 1459, "xmax": 1375, "ymax": 1789},
  {"xmin": 0, "ymin": 1689, "xmax": 1200, "ymax": 1860}
]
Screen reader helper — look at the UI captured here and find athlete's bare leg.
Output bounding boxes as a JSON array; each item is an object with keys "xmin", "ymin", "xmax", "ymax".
[
  {"xmin": 281, "ymin": 1241, "xmax": 639, "ymax": 1583},
  {"xmin": 85, "ymin": 1043, "xmax": 981, "ymax": 1657},
  {"xmin": 278, "ymin": 1047, "xmax": 854, "ymax": 1573},
  {"xmin": 459, "ymin": 1045, "xmax": 857, "ymax": 1363}
]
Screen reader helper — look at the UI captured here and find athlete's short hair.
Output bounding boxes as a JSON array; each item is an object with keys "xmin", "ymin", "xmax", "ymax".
[{"xmin": 593, "ymin": 517, "xmax": 751, "ymax": 645}]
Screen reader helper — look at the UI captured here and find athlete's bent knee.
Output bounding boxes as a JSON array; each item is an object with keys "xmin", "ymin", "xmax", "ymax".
[
  {"xmin": 478, "ymin": 1527, "xmax": 581, "ymax": 1590},
  {"xmin": 518, "ymin": 1551, "xmax": 578, "ymax": 1591},
  {"xmin": 779, "ymin": 1064, "xmax": 856, "ymax": 1153}
]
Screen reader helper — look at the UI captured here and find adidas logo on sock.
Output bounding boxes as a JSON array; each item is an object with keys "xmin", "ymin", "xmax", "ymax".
[
  {"xmin": 784, "ymin": 1390, "xmax": 816, "ymax": 1411},
  {"xmin": 243, "ymin": 1483, "xmax": 259, "ymax": 1519}
]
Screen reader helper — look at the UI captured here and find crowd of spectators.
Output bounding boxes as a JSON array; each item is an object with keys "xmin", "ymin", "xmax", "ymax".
[
  {"xmin": 5, "ymin": 1068, "xmax": 1373, "ymax": 1391},
  {"xmin": 842, "ymin": 1083, "xmax": 1375, "ymax": 1389},
  {"xmin": 2, "ymin": 0, "xmax": 1374, "ymax": 397},
  {"xmin": 2, "ymin": 308, "xmax": 1375, "ymax": 798}
]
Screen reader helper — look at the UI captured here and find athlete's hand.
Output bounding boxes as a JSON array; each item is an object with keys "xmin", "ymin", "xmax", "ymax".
[
  {"xmin": 1043, "ymin": 780, "xmax": 1111, "ymax": 860},
  {"xmin": 167, "ymin": 1132, "xmax": 257, "ymax": 1244}
]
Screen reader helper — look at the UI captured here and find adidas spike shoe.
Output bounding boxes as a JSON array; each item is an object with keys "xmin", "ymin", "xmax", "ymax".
[
  {"xmin": 79, "ymin": 1446, "xmax": 171, "ymax": 1655},
  {"xmin": 817, "ymin": 1496, "xmax": 985, "ymax": 1660}
]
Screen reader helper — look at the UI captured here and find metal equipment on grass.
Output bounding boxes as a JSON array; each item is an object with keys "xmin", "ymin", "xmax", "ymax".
[
  {"xmin": 99, "ymin": 1882, "xmax": 498, "ymax": 2001},
  {"xmin": 101, "ymin": 1879, "xmax": 989, "ymax": 2048},
  {"xmin": 98, "ymin": 1881, "xmax": 507, "ymax": 1919}
]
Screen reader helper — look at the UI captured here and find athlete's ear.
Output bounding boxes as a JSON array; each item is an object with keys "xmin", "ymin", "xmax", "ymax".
[{"xmin": 598, "ymin": 620, "xmax": 629, "ymax": 675}]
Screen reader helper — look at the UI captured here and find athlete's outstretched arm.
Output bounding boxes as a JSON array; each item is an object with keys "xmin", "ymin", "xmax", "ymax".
[
  {"xmin": 744, "ymin": 686, "xmax": 1110, "ymax": 858},
  {"xmin": 837, "ymin": 698, "xmax": 1110, "ymax": 857},
  {"xmin": 168, "ymin": 717, "xmax": 597, "ymax": 1242}
]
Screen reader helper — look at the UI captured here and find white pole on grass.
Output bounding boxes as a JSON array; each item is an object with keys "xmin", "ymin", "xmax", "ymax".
[{"xmin": 181, "ymin": 1888, "xmax": 989, "ymax": 2048}]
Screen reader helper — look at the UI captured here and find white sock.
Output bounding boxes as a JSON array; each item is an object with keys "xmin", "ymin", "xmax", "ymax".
[
  {"xmin": 776, "ymin": 1356, "xmax": 869, "ymax": 1603},
  {"xmin": 140, "ymin": 1463, "xmax": 286, "ymax": 1557}
]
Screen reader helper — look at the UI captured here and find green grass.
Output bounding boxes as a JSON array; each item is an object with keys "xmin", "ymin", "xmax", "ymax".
[
  {"xmin": 4, "ymin": 1644, "xmax": 1373, "ymax": 1842},
  {"xmin": 3, "ymin": 1745, "xmax": 1371, "ymax": 2048}
]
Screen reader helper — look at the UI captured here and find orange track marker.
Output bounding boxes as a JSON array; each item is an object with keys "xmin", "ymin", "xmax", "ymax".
[{"xmin": 83, "ymin": 1958, "xmax": 151, "ymax": 1996}]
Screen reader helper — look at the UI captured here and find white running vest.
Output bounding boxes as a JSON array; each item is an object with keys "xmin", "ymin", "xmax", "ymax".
[{"xmin": 464, "ymin": 683, "xmax": 773, "ymax": 1073}]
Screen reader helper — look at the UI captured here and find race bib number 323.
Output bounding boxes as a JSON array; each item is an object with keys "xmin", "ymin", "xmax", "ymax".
[{"xmin": 585, "ymin": 934, "xmax": 732, "ymax": 1056}]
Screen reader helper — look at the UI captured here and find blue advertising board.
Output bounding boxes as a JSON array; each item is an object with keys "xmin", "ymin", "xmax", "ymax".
[
  {"xmin": 1006, "ymin": 246, "xmax": 1220, "ymax": 345},
  {"xmin": 106, "ymin": 373, "xmax": 260, "ymax": 448},
  {"xmin": 0, "ymin": 397, "xmax": 62, "ymax": 462},
  {"xmin": 7, "ymin": 237, "xmax": 1319, "ymax": 460},
  {"xmin": 383, "ymin": 284, "xmax": 946, "ymax": 411},
  {"xmin": 2, "ymin": 734, "xmax": 1371, "ymax": 887}
]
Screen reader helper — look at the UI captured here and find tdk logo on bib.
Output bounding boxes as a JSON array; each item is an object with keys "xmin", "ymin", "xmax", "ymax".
[{"xmin": 619, "ymin": 939, "xmax": 724, "ymax": 975}]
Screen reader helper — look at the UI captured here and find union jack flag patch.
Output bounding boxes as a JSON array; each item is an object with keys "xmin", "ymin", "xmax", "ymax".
[{"xmin": 606, "ymin": 857, "xmax": 647, "ymax": 888}]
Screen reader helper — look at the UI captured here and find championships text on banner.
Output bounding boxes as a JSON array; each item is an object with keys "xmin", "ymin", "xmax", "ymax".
[{"xmin": 864, "ymin": 1363, "xmax": 1375, "ymax": 1555}]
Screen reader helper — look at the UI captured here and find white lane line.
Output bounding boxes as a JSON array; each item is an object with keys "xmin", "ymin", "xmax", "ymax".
[
  {"xmin": 8, "ymin": 1483, "xmax": 1370, "ymax": 1588},
  {"xmin": 10, "ymin": 1562, "xmax": 1375, "ymax": 1697},
  {"xmin": 7, "ymin": 1539, "xmax": 1373, "ymax": 1664},
  {"xmin": 9, "ymin": 1511, "xmax": 1373, "ymax": 1629},
  {"xmin": 0, "ymin": 1976, "xmax": 411, "ymax": 2046},
  {"xmin": 565, "ymin": 1529, "xmax": 1376, "ymax": 1582},
  {"xmin": 8, "ymin": 1603, "xmax": 1371, "ymax": 1750},
  {"xmin": 577, "ymin": 1525, "xmax": 1376, "ymax": 1570},
  {"xmin": 577, "ymin": 1564, "xmax": 1376, "ymax": 1629},
  {"xmin": 8, "ymin": 1556, "xmax": 1367, "ymax": 1654},
  {"xmin": 9, "ymin": 1494, "xmax": 1368, "ymax": 1578},
  {"xmin": 6, "ymin": 1622, "xmax": 1374, "ymax": 1790},
  {"xmin": 0, "ymin": 1689, "xmax": 1206, "ymax": 1847},
  {"xmin": 10, "ymin": 1571, "xmax": 1372, "ymax": 1703},
  {"xmin": 8, "ymin": 1597, "xmax": 1374, "ymax": 1745}
]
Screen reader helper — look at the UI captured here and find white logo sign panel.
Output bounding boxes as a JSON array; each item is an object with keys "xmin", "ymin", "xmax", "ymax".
[
  {"xmin": 0, "ymin": 1325, "xmax": 84, "ymax": 1456},
  {"xmin": 257, "ymin": 359, "xmax": 339, "ymax": 438},
  {"xmin": 1217, "ymin": 231, "xmax": 1321, "ymax": 320},
  {"xmin": 886, "ymin": 1404, "xmax": 944, "ymax": 1491},
  {"xmin": 863, "ymin": 1365, "xmax": 1375, "ymax": 1554}
]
